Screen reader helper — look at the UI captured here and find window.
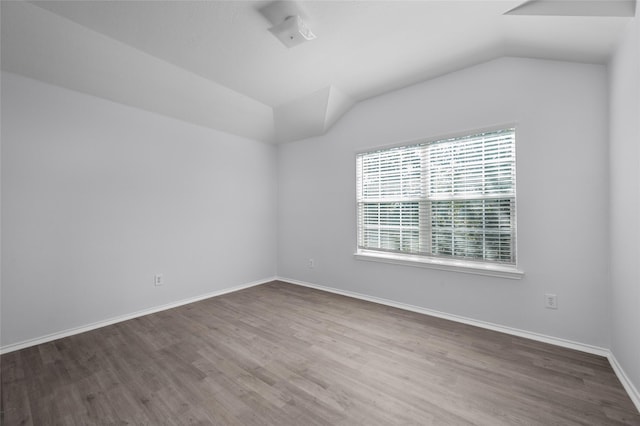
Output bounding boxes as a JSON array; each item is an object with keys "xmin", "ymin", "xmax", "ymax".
[{"xmin": 356, "ymin": 128, "xmax": 520, "ymax": 277}]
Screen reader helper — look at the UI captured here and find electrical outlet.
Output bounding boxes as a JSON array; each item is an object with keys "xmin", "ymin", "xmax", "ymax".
[
  {"xmin": 154, "ymin": 274, "xmax": 164, "ymax": 286},
  {"xmin": 308, "ymin": 258, "xmax": 315, "ymax": 269},
  {"xmin": 544, "ymin": 293, "xmax": 557, "ymax": 309}
]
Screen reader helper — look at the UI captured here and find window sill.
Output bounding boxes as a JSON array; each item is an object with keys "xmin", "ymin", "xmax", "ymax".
[{"xmin": 354, "ymin": 250, "xmax": 524, "ymax": 280}]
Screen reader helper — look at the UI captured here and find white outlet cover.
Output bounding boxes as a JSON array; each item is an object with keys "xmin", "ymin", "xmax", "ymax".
[
  {"xmin": 154, "ymin": 274, "xmax": 164, "ymax": 286},
  {"xmin": 544, "ymin": 293, "xmax": 558, "ymax": 309}
]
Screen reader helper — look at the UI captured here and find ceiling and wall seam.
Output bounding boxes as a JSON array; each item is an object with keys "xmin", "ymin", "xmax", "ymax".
[{"xmin": 1, "ymin": 0, "xmax": 635, "ymax": 144}]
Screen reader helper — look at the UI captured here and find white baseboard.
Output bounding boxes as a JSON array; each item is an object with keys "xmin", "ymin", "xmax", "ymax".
[
  {"xmin": 277, "ymin": 276, "xmax": 610, "ymax": 357},
  {"xmin": 608, "ymin": 353, "xmax": 640, "ymax": 413},
  {"xmin": 0, "ymin": 277, "xmax": 276, "ymax": 355}
]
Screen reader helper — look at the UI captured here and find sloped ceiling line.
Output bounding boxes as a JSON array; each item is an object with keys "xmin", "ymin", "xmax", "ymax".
[{"xmin": 1, "ymin": 0, "xmax": 635, "ymax": 144}]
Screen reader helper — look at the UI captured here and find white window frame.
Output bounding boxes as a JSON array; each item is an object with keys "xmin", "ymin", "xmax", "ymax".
[{"xmin": 354, "ymin": 127, "xmax": 524, "ymax": 279}]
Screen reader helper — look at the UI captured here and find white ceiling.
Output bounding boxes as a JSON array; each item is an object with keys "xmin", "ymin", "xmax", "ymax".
[{"xmin": 1, "ymin": 0, "xmax": 635, "ymax": 143}]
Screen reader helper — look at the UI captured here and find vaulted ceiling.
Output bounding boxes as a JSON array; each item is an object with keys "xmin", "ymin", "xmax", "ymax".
[{"xmin": 1, "ymin": 1, "xmax": 635, "ymax": 143}]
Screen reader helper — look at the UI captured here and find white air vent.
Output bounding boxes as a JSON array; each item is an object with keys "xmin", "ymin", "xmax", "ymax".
[{"xmin": 259, "ymin": 1, "xmax": 316, "ymax": 48}]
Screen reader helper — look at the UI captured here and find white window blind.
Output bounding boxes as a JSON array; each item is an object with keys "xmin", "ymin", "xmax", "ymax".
[{"xmin": 356, "ymin": 128, "xmax": 516, "ymax": 266}]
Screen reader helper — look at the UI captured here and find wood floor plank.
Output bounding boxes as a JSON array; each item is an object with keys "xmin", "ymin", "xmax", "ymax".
[{"xmin": 2, "ymin": 280, "xmax": 639, "ymax": 425}]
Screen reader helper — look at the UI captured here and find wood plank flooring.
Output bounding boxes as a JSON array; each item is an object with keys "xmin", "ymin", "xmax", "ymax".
[{"xmin": 2, "ymin": 280, "xmax": 639, "ymax": 425}]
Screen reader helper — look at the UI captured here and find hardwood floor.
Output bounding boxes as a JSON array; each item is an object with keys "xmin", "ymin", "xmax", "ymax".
[{"xmin": 2, "ymin": 280, "xmax": 639, "ymax": 425}]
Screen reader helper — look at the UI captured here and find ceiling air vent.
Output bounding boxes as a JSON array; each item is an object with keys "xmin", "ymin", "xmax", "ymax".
[{"xmin": 259, "ymin": 1, "xmax": 316, "ymax": 48}]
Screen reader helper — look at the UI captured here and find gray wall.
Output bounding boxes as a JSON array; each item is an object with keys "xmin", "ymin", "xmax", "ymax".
[
  {"xmin": 609, "ymin": 10, "xmax": 640, "ymax": 397},
  {"xmin": 278, "ymin": 57, "xmax": 611, "ymax": 348},
  {"xmin": 1, "ymin": 72, "xmax": 278, "ymax": 347}
]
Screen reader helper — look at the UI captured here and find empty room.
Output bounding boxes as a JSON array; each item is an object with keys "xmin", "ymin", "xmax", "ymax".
[{"xmin": 1, "ymin": 0, "xmax": 640, "ymax": 424}]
